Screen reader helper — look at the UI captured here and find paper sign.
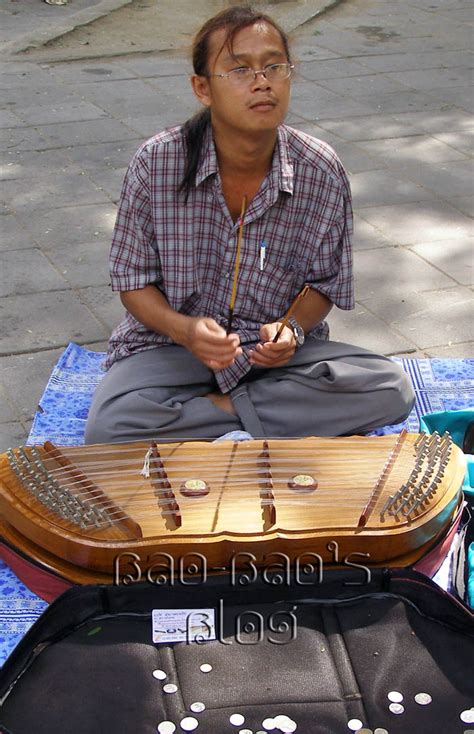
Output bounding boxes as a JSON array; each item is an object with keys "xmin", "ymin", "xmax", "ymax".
[{"xmin": 152, "ymin": 608, "xmax": 216, "ymax": 644}]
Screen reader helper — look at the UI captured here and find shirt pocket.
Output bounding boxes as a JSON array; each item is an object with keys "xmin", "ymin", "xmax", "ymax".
[{"xmin": 240, "ymin": 258, "xmax": 302, "ymax": 324}]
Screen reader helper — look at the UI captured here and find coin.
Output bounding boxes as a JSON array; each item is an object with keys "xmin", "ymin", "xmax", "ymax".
[
  {"xmin": 461, "ymin": 712, "xmax": 474, "ymax": 724},
  {"xmin": 157, "ymin": 722, "xmax": 176, "ymax": 734},
  {"xmin": 389, "ymin": 703, "xmax": 405, "ymax": 715},
  {"xmin": 200, "ymin": 663, "xmax": 212, "ymax": 673},
  {"xmin": 163, "ymin": 683, "xmax": 178, "ymax": 694},
  {"xmin": 230, "ymin": 714, "xmax": 245, "ymax": 726},
  {"xmin": 358, "ymin": 730, "xmax": 373, "ymax": 734},
  {"xmin": 347, "ymin": 720, "xmax": 363, "ymax": 731},
  {"xmin": 180, "ymin": 717, "xmax": 199, "ymax": 731},
  {"xmin": 239, "ymin": 730, "xmax": 253, "ymax": 734},
  {"xmin": 374, "ymin": 729, "xmax": 388, "ymax": 734},
  {"xmin": 414, "ymin": 692, "xmax": 432, "ymax": 705},
  {"xmin": 274, "ymin": 716, "xmax": 297, "ymax": 733},
  {"xmin": 387, "ymin": 691, "xmax": 403, "ymax": 703},
  {"xmin": 262, "ymin": 718, "xmax": 276, "ymax": 730},
  {"xmin": 279, "ymin": 722, "xmax": 297, "ymax": 733},
  {"xmin": 153, "ymin": 669, "xmax": 167, "ymax": 681},
  {"xmin": 190, "ymin": 702, "xmax": 205, "ymax": 713}
]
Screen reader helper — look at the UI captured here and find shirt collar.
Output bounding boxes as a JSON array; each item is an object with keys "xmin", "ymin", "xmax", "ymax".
[
  {"xmin": 194, "ymin": 123, "xmax": 294, "ymax": 195},
  {"xmin": 195, "ymin": 124, "xmax": 219, "ymax": 188},
  {"xmin": 275, "ymin": 125, "xmax": 294, "ymax": 195}
]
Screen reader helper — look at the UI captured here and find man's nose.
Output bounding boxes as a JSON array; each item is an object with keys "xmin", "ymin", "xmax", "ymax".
[{"xmin": 251, "ymin": 70, "xmax": 271, "ymax": 88}]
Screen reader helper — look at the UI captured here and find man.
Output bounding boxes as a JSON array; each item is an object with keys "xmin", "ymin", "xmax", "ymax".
[{"xmin": 85, "ymin": 6, "xmax": 414, "ymax": 444}]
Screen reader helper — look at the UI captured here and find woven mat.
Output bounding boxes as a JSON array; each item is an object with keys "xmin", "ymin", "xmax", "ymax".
[{"xmin": 1, "ymin": 343, "xmax": 472, "ymax": 665}]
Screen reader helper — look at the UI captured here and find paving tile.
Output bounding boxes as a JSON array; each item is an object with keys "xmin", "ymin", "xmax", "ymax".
[
  {"xmin": 425, "ymin": 343, "xmax": 474, "ymax": 358},
  {"xmin": 0, "ymin": 62, "xmax": 54, "ymax": 88},
  {"xmin": 353, "ymin": 215, "xmax": 395, "ymax": 251},
  {"xmin": 4, "ymin": 86, "xmax": 81, "ymax": 109},
  {"xmin": 0, "ymin": 423, "xmax": 29, "ymax": 454},
  {"xmin": 411, "ymin": 238, "xmax": 473, "ymax": 286},
  {"xmin": 390, "ymin": 160, "xmax": 474, "ymax": 200},
  {"xmin": 298, "ymin": 58, "xmax": 370, "ymax": 81},
  {"xmin": 357, "ymin": 200, "xmax": 472, "ymax": 245},
  {"xmin": 385, "ymin": 108, "xmax": 473, "ymax": 134},
  {"xmin": 446, "ymin": 195, "xmax": 473, "ymax": 218},
  {"xmin": 432, "ymin": 131, "xmax": 473, "ymax": 156},
  {"xmin": 327, "ymin": 304, "xmax": 415, "ymax": 355},
  {"xmin": 115, "ymin": 56, "xmax": 191, "ymax": 78},
  {"xmin": 291, "ymin": 41, "xmax": 339, "ymax": 62},
  {"xmin": 88, "ymin": 168, "xmax": 126, "ymax": 203},
  {"xmin": 385, "ymin": 66, "xmax": 473, "ymax": 90},
  {"xmin": 44, "ymin": 61, "xmax": 139, "ymax": 83},
  {"xmin": 290, "ymin": 121, "xmax": 345, "ymax": 147},
  {"xmin": 2, "ymin": 172, "xmax": 112, "ymax": 212},
  {"xmin": 425, "ymin": 85, "xmax": 474, "ymax": 113},
  {"xmin": 354, "ymin": 247, "xmax": 457, "ymax": 301},
  {"xmin": 0, "ymin": 248, "xmax": 68, "ymax": 297},
  {"xmin": 358, "ymin": 134, "xmax": 467, "ymax": 166},
  {"xmin": 0, "ymin": 348, "xmax": 64, "ymax": 421},
  {"xmin": 0, "ymin": 291, "xmax": 108, "ymax": 355},
  {"xmin": 143, "ymin": 75, "xmax": 194, "ymax": 97},
  {"xmin": 358, "ymin": 50, "xmax": 473, "ymax": 73},
  {"xmin": 77, "ymin": 286, "xmax": 126, "ymax": 332},
  {"xmin": 16, "ymin": 101, "xmax": 109, "ymax": 126},
  {"xmin": 316, "ymin": 73, "xmax": 408, "ymax": 98},
  {"xmin": 121, "ymin": 114, "xmax": 183, "ymax": 138},
  {"xmin": 73, "ymin": 78, "xmax": 180, "ymax": 116},
  {"xmin": 16, "ymin": 203, "xmax": 117, "ymax": 248},
  {"xmin": 351, "ymin": 169, "xmax": 436, "ymax": 208},
  {"xmin": 0, "ymin": 215, "xmax": 34, "ymax": 251},
  {"xmin": 318, "ymin": 108, "xmax": 473, "ymax": 141},
  {"xmin": 45, "ymin": 240, "xmax": 111, "ymax": 288},
  {"xmin": 316, "ymin": 113, "xmax": 422, "ymax": 142},
  {"xmin": 436, "ymin": 7, "xmax": 474, "ymax": 21},
  {"xmin": 0, "ymin": 148, "xmax": 81, "ymax": 180},
  {"xmin": 38, "ymin": 118, "xmax": 137, "ymax": 147},
  {"xmin": 0, "ymin": 110, "xmax": 28, "ymax": 129},
  {"xmin": 64, "ymin": 139, "xmax": 142, "ymax": 170},
  {"xmin": 0, "ymin": 386, "xmax": 16, "ymax": 423},
  {"xmin": 333, "ymin": 142, "xmax": 386, "ymax": 174},
  {"xmin": 353, "ymin": 90, "xmax": 448, "ymax": 115},
  {"xmin": 0, "ymin": 126, "xmax": 51, "ymax": 152},
  {"xmin": 289, "ymin": 81, "xmax": 372, "ymax": 120},
  {"xmin": 360, "ymin": 287, "xmax": 474, "ymax": 349}
]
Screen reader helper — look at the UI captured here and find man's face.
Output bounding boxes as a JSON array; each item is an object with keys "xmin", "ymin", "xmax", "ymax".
[{"xmin": 194, "ymin": 21, "xmax": 291, "ymax": 136}]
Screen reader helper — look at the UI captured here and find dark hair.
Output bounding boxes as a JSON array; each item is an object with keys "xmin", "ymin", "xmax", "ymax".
[{"xmin": 179, "ymin": 5, "xmax": 292, "ymax": 199}]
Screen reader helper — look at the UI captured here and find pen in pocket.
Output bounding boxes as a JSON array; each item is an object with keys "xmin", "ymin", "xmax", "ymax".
[{"xmin": 259, "ymin": 240, "xmax": 267, "ymax": 270}]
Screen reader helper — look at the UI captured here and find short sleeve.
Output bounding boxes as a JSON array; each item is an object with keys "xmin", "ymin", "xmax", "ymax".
[
  {"xmin": 305, "ymin": 169, "xmax": 354, "ymax": 311},
  {"xmin": 109, "ymin": 146, "xmax": 162, "ymax": 292}
]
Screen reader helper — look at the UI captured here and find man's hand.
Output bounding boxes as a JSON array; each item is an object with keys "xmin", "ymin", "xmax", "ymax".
[
  {"xmin": 248, "ymin": 322, "xmax": 296, "ymax": 368},
  {"xmin": 182, "ymin": 317, "xmax": 242, "ymax": 370}
]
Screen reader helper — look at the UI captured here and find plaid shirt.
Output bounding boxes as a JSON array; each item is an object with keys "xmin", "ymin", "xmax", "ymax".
[{"xmin": 106, "ymin": 124, "xmax": 354, "ymax": 392}]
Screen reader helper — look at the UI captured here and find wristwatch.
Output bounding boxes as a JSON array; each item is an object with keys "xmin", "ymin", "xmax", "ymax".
[{"xmin": 287, "ymin": 317, "xmax": 305, "ymax": 348}]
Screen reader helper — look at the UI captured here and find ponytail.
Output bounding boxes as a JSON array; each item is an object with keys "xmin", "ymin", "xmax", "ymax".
[{"xmin": 178, "ymin": 108, "xmax": 211, "ymax": 202}]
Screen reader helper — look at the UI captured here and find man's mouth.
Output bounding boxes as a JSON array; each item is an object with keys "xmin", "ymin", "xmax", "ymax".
[{"xmin": 249, "ymin": 99, "xmax": 277, "ymax": 110}]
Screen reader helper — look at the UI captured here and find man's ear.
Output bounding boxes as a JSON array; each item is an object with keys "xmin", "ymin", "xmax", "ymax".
[{"xmin": 191, "ymin": 74, "xmax": 212, "ymax": 108}]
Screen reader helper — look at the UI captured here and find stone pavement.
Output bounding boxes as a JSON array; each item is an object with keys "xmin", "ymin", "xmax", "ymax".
[{"xmin": 0, "ymin": 0, "xmax": 472, "ymax": 452}]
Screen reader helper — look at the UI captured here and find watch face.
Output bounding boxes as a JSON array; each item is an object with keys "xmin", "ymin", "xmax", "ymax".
[
  {"xmin": 288, "ymin": 317, "xmax": 305, "ymax": 347},
  {"xmin": 294, "ymin": 327, "xmax": 305, "ymax": 346}
]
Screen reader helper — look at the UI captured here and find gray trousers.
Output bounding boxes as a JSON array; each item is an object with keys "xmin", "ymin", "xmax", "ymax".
[{"xmin": 84, "ymin": 340, "xmax": 415, "ymax": 443}]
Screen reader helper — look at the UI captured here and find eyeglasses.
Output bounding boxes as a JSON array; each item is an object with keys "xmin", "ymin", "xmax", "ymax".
[{"xmin": 207, "ymin": 63, "xmax": 294, "ymax": 86}]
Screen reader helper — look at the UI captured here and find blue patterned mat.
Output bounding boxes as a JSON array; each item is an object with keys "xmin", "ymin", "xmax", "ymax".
[{"xmin": 1, "ymin": 344, "xmax": 473, "ymax": 665}]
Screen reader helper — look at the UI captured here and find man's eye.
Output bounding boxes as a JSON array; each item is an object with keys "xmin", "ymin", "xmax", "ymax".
[{"xmin": 231, "ymin": 67, "xmax": 251, "ymax": 75}]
